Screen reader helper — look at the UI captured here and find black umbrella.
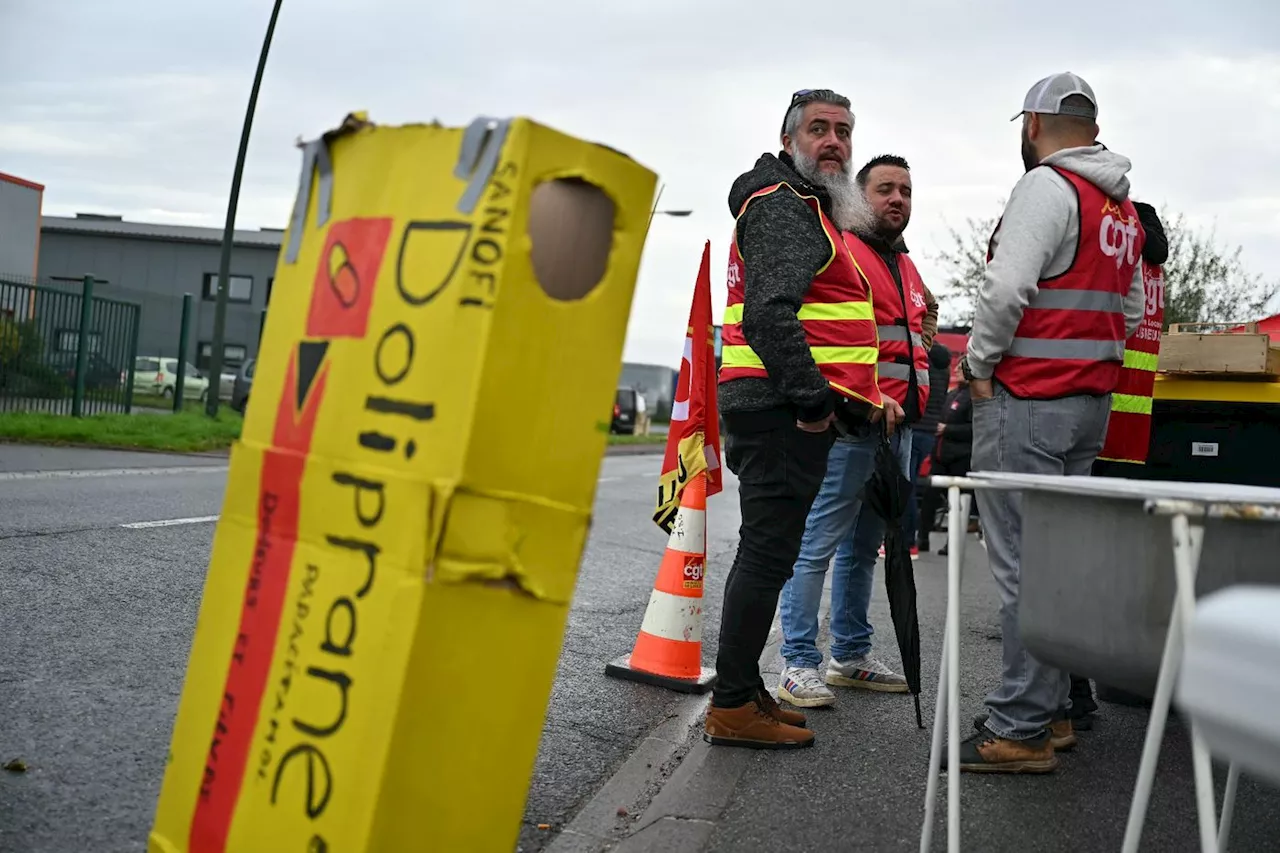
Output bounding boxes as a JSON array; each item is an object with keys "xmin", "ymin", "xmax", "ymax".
[{"xmin": 859, "ymin": 422, "xmax": 925, "ymax": 728}]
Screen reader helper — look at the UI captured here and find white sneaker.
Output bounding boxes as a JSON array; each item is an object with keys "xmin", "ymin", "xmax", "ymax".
[
  {"xmin": 778, "ymin": 666, "xmax": 837, "ymax": 708},
  {"xmin": 825, "ymin": 654, "xmax": 909, "ymax": 693}
]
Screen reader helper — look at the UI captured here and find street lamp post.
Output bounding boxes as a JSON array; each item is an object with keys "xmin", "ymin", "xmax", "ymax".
[
  {"xmin": 206, "ymin": 0, "xmax": 284, "ymax": 417},
  {"xmin": 645, "ymin": 182, "xmax": 694, "ymax": 237}
]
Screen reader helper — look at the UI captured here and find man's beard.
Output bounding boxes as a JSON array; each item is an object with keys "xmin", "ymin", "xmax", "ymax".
[
  {"xmin": 792, "ymin": 149, "xmax": 875, "ymax": 233},
  {"xmin": 1021, "ymin": 126, "xmax": 1039, "ymax": 172}
]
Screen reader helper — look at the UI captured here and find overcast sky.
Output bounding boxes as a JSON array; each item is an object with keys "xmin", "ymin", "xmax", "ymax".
[{"xmin": 3, "ymin": 0, "xmax": 1278, "ymax": 368}]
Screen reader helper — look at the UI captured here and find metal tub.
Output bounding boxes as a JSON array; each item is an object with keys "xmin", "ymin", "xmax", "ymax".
[{"xmin": 967, "ymin": 473, "xmax": 1280, "ymax": 698}]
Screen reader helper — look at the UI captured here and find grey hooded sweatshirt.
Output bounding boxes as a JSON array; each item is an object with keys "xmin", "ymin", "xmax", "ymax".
[{"xmin": 966, "ymin": 145, "xmax": 1146, "ymax": 382}]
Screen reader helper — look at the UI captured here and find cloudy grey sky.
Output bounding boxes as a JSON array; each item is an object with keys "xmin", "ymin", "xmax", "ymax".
[{"xmin": 3, "ymin": 0, "xmax": 1278, "ymax": 368}]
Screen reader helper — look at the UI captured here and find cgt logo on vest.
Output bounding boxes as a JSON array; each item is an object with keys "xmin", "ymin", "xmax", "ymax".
[
  {"xmin": 1099, "ymin": 201, "xmax": 1140, "ymax": 269},
  {"xmin": 725, "ymin": 255, "xmax": 742, "ymax": 291}
]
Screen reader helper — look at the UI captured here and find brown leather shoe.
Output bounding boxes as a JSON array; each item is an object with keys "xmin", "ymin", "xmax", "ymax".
[
  {"xmin": 1049, "ymin": 718, "xmax": 1077, "ymax": 752},
  {"xmin": 947, "ymin": 730, "xmax": 1058, "ymax": 774},
  {"xmin": 972, "ymin": 713, "xmax": 1078, "ymax": 752},
  {"xmin": 756, "ymin": 687, "xmax": 807, "ymax": 727},
  {"xmin": 704, "ymin": 701, "xmax": 815, "ymax": 750}
]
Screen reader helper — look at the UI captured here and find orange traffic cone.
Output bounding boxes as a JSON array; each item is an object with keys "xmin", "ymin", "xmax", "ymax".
[{"xmin": 605, "ymin": 471, "xmax": 716, "ymax": 694}]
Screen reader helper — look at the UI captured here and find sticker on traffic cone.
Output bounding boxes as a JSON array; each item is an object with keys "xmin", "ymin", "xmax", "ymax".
[{"xmin": 605, "ymin": 471, "xmax": 716, "ymax": 694}]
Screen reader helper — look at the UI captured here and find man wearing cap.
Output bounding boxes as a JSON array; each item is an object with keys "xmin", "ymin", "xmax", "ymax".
[
  {"xmin": 708, "ymin": 88, "xmax": 904, "ymax": 750},
  {"xmin": 954, "ymin": 72, "xmax": 1147, "ymax": 773}
]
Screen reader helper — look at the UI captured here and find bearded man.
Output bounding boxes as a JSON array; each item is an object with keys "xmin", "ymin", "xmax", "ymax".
[{"xmin": 706, "ymin": 88, "xmax": 903, "ymax": 750}]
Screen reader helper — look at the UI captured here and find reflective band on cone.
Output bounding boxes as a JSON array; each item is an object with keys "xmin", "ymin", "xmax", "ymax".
[{"xmin": 605, "ymin": 472, "xmax": 717, "ymax": 693}]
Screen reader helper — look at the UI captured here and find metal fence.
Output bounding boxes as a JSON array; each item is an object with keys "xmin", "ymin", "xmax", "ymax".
[{"xmin": 0, "ymin": 275, "xmax": 141, "ymax": 416}]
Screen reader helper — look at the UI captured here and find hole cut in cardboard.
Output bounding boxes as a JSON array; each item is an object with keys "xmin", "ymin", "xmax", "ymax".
[{"xmin": 528, "ymin": 177, "xmax": 615, "ymax": 301}]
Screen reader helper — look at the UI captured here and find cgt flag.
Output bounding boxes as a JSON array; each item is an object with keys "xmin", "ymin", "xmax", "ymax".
[{"xmin": 653, "ymin": 241, "xmax": 723, "ymax": 533}]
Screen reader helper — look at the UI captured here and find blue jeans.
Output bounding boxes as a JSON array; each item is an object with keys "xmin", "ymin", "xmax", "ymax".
[
  {"xmin": 779, "ymin": 428, "xmax": 913, "ymax": 669},
  {"xmin": 904, "ymin": 429, "xmax": 936, "ymax": 545}
]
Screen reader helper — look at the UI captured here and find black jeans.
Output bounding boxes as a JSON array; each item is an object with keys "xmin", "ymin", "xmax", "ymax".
[
  {"xmin": 918, "ymin": 455, "xmax": 978, "ymax": 542},
  {"xmin": 713, "ymin": 416, "xmax": 834, "ymax": 708}
]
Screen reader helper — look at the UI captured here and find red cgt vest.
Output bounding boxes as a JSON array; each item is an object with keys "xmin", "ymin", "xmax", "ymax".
[
  {"xmin": 720, "ymin": 182, "xmax": 883, "ymax": 409},
  {"xmin": 988, "ymin": 166, "xmax": 1145, "ymax": 399},
  {"xmin": 843, "ymin": 234, "xmax": 931, "ymax": 417},
  {"xmin": 1098, "ymin": 260, "xmax": 1164, "ymax": 463}
]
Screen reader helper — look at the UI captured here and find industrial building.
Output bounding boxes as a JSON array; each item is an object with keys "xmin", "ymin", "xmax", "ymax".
[{"xmin": 35, "ymin": 214, "xmax": 283, "ymax": 372}]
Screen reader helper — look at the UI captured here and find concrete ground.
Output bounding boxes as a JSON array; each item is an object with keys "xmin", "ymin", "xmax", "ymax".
[{"xmin": 576, "ymin": 540, "xmax": 1280, "ymax": 853}]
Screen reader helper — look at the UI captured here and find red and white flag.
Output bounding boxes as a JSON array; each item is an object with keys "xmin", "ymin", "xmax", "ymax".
[{"xmin": 653, "ymin": 241, "xmax": 723, "ymax": 532}]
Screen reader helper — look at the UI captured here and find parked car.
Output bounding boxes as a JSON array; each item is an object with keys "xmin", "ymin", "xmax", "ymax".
[
  {"xmin": 133, "ymin": 356, "xmax": 210, "ymax": 401},
  {"xmin": 48, "ymin": 352, "xmax": 122, "ymax": 391},
  {"xmin": 231, "ymin": 358, "xmax": 255, "ymax": 414},
  {"xmin": 612, "ymin": 387, "xmax": 649, "ymax": 435}
]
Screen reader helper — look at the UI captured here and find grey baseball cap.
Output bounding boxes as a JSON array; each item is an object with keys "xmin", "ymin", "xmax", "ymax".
[{"xmin": 1011, "ymin": 72, "xmax": 1097, "ymax": 121}]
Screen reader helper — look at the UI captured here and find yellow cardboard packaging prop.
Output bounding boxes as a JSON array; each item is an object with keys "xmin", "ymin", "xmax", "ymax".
[{"xmin": 148, "ymin": 113, "xmax": 657, "ymax": 853}]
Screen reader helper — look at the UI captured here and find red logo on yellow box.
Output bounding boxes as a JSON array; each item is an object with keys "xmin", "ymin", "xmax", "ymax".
[{"xmin": 306, "ymin": 217, "xmax": 394, "ymax": 339}]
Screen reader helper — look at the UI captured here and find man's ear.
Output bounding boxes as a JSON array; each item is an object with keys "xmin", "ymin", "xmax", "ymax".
[
  {"xmin": 781, "ymin": 133, "xmax": 794, "ymax": 155},
  {"xmin": 1025, "ymin": 113, "xmax": 1040, "ymax": 141}
]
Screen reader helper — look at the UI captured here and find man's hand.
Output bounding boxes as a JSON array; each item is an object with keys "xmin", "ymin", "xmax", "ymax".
[
  {"xmin": 796, "ymin": 412, "xmax": 836, "ymax": 433},
  {"xmin": 935, "ymin": 422, "xmax": 946, "ymax": 436},
  {"xmin": 870, "ymin": 398, "xmax": 906, "ymax": 434},
  {"xmin": 970, "ymin": 378, "xmax": 994, "ymax": 400}
]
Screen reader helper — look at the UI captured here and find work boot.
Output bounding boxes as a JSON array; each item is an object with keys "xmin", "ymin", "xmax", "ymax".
[
  {"xmin": 704, "ymin": 701, "xmax": 815, "ymax": 750},
  {"xmin": 777, "ymin": 666, "xmax": 836, "ymax": 709},
  {"xmin": 826, "ymin": 654, "xmax": 909, "ymax": 693},
  {"xmin": 756, "ymin": 686, "xmax": 808, "ymax": 726},
  {"xmin": 972, "ymin": 713, "xmax": 1077, "ymax": 751},
  {"xmin": 943, "ymin": 728, "xmax": 1058, "ymax": 774}
]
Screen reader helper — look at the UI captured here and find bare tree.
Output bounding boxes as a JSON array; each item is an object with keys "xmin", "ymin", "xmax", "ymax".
[
  {"xmin": 928, "ymin": 206, "xmax": 1001, "ymax": 327},
  {"xmin": 1159, "ymin": 208, "xmax": 1276, "ymax": 328},
  {"xmin": 929, "ymin": 202, "xmax": 1277, "ymax": 329}
]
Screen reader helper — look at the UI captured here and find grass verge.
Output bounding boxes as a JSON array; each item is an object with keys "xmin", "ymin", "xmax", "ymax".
[
  {"xmin": 608, "ymin": 433, "xmax": 667, "ymax": 445},
  {"xmin": 0, "ymin": 409, "xmax": 242, "ymax": 453},
  {"xmin": 0, "ymin": 410, "xmax": 656, "ymax": 455}
]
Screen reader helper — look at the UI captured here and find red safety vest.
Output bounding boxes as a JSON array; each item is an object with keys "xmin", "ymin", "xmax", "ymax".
[
  {"xmin": 988, "ymin": 166, "xmax": 1145, "ymax": 399},
  {"xmin": 1098, "ymin": 260, "xmax": 1164, "ymax": 463},
  {"xmin": 843, "ymin": 234, "xmax": 930, "ymax": 416},
  {"xmin": 720, "ymin": 182, "xmax": 883, "ymax": 408}
]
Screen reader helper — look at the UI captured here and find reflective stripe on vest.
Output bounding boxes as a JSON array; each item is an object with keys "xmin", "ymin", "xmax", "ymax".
[
  {"xmin": 1099, "ymin": 261, "xmax": 1164, "ymax": 464},
  {"xmin": 843, "ymin": 234, "xmax": 931, "ymax": 414},
  {"xmin": 990, "ymin": 166, "xmax": 1145, "ymax": 399},
  {"xmin": 719, "ymin": 182, "xmax": 883, "ymax": 408}
]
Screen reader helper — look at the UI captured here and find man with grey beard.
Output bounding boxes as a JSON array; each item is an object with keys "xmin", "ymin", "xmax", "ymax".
[{"xmin": 707, "ymin": 88, "xmax": 903, "ymax": 750}]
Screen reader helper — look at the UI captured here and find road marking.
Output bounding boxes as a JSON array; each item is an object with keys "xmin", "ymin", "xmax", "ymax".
[
  {"xmin": 0, "ymin": 465, "xmax": 228, "ymax": 482},
  {"xmin": 121, "ymin": 515, "xmax": 220, "ymax": 529}
]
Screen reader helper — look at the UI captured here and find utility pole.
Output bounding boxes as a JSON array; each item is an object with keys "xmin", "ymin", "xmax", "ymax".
[{"xmin": 207, "ymin": 0, "xmax": 284, "ymax": 417}]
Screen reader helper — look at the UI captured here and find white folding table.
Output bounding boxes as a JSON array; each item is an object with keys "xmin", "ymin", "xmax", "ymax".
[{"xmin": 918, "ymin": 472, "xmax": 1280, "ymax": 853}]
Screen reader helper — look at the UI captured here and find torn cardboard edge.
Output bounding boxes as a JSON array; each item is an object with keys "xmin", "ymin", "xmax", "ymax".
[
  {"xmin": 283, "ymin": 111, "xmax": 648, "ymax": 266},
  {"xmin": 226, "ymin": 438, "xmax": 592, "ymax": 606}
]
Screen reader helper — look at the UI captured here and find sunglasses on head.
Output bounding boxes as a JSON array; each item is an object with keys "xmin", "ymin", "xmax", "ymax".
[{"xmin": 790, "ymin": 89, "xmax": 817, "ymax": 107}]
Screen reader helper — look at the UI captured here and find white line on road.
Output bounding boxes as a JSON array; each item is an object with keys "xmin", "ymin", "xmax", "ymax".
[
  {"xmin": 0, "ymin": 465, "xmax": 229, "ymax": 482},
  {"xmin": 120, "ymin": 515, "xmax": 221, "ymax": 529}
]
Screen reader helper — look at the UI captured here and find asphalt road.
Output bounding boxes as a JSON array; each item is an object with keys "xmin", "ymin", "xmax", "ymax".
[
  {"xmin": 0, "ymin": 444, "xmax": 740, "ymax": 853},
  {"xmin": 7, "ymin": 443, "xmax": 1276, "ymax": 853}
]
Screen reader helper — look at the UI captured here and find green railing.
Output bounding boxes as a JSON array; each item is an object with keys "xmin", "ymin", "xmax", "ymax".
[{"xmin": 0, "ymin": 275, "xmax": 141, "ymax": 416}]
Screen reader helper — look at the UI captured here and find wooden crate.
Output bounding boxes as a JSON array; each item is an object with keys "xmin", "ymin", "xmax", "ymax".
[{"xmin": 1158, "ymin": 322, "xmax": 1280, "ymax": 377}]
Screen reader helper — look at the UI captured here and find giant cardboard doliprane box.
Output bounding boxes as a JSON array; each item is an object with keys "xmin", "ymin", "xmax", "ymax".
[{"xmin": 148, "ymin": 113, "xmax": 658, "ymax": 853}]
